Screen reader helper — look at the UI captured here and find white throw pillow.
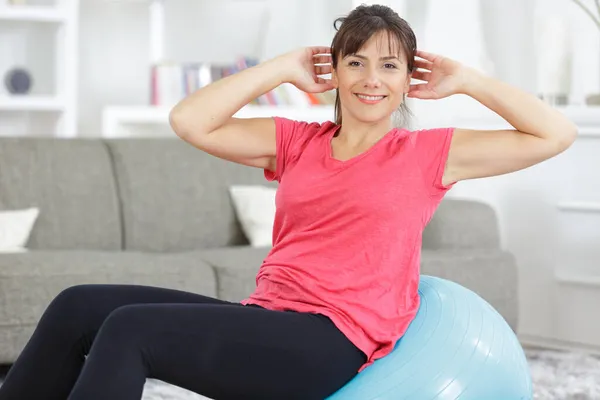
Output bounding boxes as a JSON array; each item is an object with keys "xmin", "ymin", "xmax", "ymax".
[
  {"xmin": 0, "ymin": 207, "xmax": 40, "ymax": 253},
  {"xmin": 229, "ymin": 185, "xmax": 276, "ymax": 247}
]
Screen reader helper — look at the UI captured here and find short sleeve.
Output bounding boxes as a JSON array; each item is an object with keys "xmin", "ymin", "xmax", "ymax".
[
  {"xmin": 412, "ymin": 127, "xmax": 456, "ymax": 195},
  {"xmin": 264, "ymin": 117, "xmax": 320, "ymax": 182}
]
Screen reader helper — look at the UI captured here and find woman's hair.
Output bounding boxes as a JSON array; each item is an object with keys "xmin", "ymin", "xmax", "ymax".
[{"xmin": 331, "ymin": 4, "xmax": 417, "ymax": 126}]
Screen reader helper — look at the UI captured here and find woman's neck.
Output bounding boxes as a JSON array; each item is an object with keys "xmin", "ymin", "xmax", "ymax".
[{"xmin": 336, "ymin": 117, "xmax": 394, "ymax": 148}]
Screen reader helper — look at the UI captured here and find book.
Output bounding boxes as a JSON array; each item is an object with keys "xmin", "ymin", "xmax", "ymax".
[{"xmin": 149, "ymin": 57, "xmax": 336, "ymax": 108}]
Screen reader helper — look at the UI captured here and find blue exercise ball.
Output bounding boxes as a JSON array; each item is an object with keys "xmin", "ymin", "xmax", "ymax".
[{"xmin": 327, "ymin": 275, "xmax": 532, "ymax": 400}]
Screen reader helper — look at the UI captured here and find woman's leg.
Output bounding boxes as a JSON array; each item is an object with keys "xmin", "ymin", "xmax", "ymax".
[
  {"xmin": 67, "ymin": 303, "xmax": 366, "ymax": 400},
  {"xmin": 0, "ymin": 284, "xmax": 234, "ymax": 400}
]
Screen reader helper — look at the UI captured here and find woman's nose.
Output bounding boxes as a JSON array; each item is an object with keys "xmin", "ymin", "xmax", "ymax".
[{"xmin": 363, "ymin": 68, "xmax": 382, "ymax": 88}]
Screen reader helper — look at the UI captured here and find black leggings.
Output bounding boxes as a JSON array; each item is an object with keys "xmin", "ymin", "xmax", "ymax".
[{"xmin": 0, "ymin": 284, "xmax": 366, "ymax": 400}]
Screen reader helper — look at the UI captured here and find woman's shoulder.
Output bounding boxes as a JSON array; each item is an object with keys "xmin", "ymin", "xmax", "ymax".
[
  {"xmin": 274, "ymin": 116, "xmax": 338, "ymax": 138},
  {"xmin": 392, "ymin": 126, "xmax": 454, "ymax": 143}
]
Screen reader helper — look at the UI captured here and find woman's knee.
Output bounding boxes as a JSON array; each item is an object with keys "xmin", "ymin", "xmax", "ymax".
[
  {"xmin": 96, "ymin": 305, "xmax": 149, "ymax": 343},
  {"xmin": 41, "ymin": 285, "xmax": 103, "ymax": 331},
  {"xmin": 48, "ymin": 285, "xmax": 95, "ymax": 312}
]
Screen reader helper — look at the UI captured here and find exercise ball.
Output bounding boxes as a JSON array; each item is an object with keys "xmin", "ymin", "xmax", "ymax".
[{"xmin": 327, "ymin": 275, "xmax": 532, "ymax": 400}]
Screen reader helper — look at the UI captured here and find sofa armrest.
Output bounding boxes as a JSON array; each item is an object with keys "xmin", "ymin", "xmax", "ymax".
[
  {"xmin": 421, "ymin": 249, "xmax": 519, "ymax": 331},
  {"xmin": 423, "ymin": 199, "xmax": 501, "ymax": 250},
  {"xmin": 196, "ymin": 246, "xmax": 270, "ymax": 302}
]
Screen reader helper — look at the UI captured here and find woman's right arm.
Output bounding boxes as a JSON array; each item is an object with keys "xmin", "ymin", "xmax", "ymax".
[{"xmin": 169, "ymin": 47, "xmax": 333, "ymax": 172}]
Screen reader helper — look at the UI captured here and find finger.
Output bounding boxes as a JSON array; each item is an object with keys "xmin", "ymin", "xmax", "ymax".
[
  {"xmin": 411, "ymin": 70, "xmax": 431, "ymax": 82},
  {"xmin": 406, "ymin": 91, "xmax": 423, "ymax": 99},
  {"xmin": 415, "ymin": 50, "xmax": 439, "ymax": 61},
  {"xmin": 315, "ymin": 65, "xmax": 332, "ymax": 75},
  {"xmin": 408, "ymin": 84, "xmax": 436, "ymax": 99},
  {"xmin": 313, "ymin": 54, "xmax": 332, "ymax": 64},
  {"xmin": 307, "ymin": 86, "xmax": 334, "ymax": 94},
  {"xmin": 408, "ymin": 83, "xmax": 429, "ymax": 93},
  {"xmin": 407, "ymin": 91, "xmax": 431, "ymax": 99},
  {"xmin": 310, "ymin": 46, "xmax": 332, "ymax": 55},
  {"xmin": 413, "ymin": 59, "xmax": 433, "ymax": 71},
  {"xmin": 310, "ymin": 79, "xmax": 335, "ymax": 92},
  {"xmin": 316, "ymin": 77, "xmax": 333, "ymax": 85}
]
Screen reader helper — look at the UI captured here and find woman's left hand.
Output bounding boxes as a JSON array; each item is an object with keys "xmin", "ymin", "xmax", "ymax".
[{"xmin": 407, "ymin": 50, "xmax": 477, "ymax": 100}]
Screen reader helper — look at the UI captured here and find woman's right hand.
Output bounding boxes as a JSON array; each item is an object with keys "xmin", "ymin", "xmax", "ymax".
[{"xmin": 274, "ymin": 47, "xmax": 335, "ymax": 93}]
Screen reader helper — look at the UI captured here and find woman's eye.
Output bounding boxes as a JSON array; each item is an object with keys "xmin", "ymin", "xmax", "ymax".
[{"xmin": 347, "ymin": 61, "xmax": 396, "ymax": 69}]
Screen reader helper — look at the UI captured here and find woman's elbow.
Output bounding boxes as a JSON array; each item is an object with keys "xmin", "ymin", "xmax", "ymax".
[
  {"xmin": 551, "ymin": 124, "xmax": 578, "ymax": 154},
  {"xmin": 169, "ymin": 107, "xmax": 190, "ymax": 138},
  {"xmin": 560, "ymin": 123, "xmax": 578, "ymax": 148}
]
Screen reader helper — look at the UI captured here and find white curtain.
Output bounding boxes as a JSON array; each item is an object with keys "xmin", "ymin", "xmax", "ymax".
[
  {"xmin": 565, "ymin": 0, "xmax": 600, "ymax": 103},
  {"xmin": 408, "ymin": 0, "xmax": 498, "ymax": 128},
  {"xmin": 421, "ymin": 0, "xmax": 494, "ymax": 75},
  {"xmin": 351, "ymin": 0, "xmax": 408, "ymax": 15},
  {"xmin": 533, "ymin": 0, "xmax": 573, "ymax": 101}
]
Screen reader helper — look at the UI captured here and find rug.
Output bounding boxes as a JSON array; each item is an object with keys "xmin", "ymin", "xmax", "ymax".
[
  {"xmin": 526, "ymin": 348, "xmax": 600, "ymax": 399},
  {"xmin": 0, "ymin": 348, "xmax": 598, "ymax": 399},
  {"xmin": 139, "ymin": 348, "xmax": 600, "ymax": 400}
]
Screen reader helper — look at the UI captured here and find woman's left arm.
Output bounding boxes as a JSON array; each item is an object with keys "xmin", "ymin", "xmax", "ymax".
[{"xmin": 409, "ymin": 51, "xmax": 579, "ymax": 186}]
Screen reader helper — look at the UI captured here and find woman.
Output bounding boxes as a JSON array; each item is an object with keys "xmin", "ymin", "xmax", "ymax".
[{"xmin": 0, "ymin": 4, "xmax": 577, "ymax": 400}]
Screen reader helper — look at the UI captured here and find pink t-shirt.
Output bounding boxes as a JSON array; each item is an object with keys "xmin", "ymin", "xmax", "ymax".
[{"xmin": 241, "ymin": 117, "xmax": 455, "ymax": 371}]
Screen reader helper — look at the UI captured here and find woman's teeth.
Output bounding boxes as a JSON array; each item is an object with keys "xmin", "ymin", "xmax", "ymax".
[{"xmin": 356, "ymin": 94, "xmax": 386, "ymax": 103}]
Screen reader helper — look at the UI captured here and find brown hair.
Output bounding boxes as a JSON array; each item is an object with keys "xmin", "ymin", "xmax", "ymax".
[{"xmin": 331, "ymin": 4, "xmax": 417, "ymax": 126}]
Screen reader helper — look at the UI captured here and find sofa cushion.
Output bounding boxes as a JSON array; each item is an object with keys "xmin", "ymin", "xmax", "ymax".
[
  {"xmin": 106, "ymin": 138, "xmax": 276, "ymax": 252},
  {"xmin": 0, "ymin": 250, "xmax": 218, "ymax": 324},
  {"xmin": 196, "ymin": 246, "xmax": 270, "ymax": 302},
  {"xmin": 0, "ymin": 250, "xmax": 218, "ymax": 363},
  {"xmin": 421, "ymin": 248, "xmax": 518, "ymax": 330},
  {"xmin": 196, "ymin": 246, "xmax": 518, "ymax": 332},
  {"xmin": 0, "ymin": 138, "xmax": 122, "ymax": 250},
  {"xmin": 423, "ymin": 199, "xmax": 501, "ymax": 250}
]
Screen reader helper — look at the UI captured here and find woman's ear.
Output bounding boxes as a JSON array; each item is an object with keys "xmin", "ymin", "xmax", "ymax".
[
  {"xmin": 331, "ymin": 69, "xmax": 339, "ymax": 89},
  {"xmin": 403, "ymin": 72, "xmax": 411, "ymax": 93}
]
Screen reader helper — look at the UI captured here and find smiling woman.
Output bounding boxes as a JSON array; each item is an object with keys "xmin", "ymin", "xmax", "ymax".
[{"xmin": 169, "ymin": 2, "xmax": 578, "ymax": 398}]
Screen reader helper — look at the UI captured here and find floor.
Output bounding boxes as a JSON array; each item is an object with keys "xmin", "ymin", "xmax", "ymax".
[
  {"xmin": 1, "ymin": 348, "xmax": 599, "ymax": 399},
  {"xmin": 525, "ymin": 348, "xmax": 600, "ymax": 399}
]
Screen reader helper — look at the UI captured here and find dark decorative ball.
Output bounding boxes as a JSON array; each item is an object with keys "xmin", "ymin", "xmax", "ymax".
[{"xmin": 4, "ymin": 68, "xmax": 32, "ymax": 95}]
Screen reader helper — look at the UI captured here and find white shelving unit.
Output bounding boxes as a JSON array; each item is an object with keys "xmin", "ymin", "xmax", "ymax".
[
  {"xmin": 101, "ymin": 0, "xmax": 336, "ymax": 138},
  {"xmin": 0, "ymin": 94, "xmax": 65, "ymax": 111},
  {"xmin": 0, "ymin": 0, "xmax": 78, "ymax": 137},
  {"xmin": 102, "ymin": 104, "xmax": 336, "ymax": 138},
  {"xmin": 0, "ymin": 4, "xmax": 67, "ymax": 22}
]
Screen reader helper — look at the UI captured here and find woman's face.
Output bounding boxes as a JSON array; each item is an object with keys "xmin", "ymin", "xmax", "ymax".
[{"xmin": 332, "ymin": 31, "xmax": 411, "ymax": 125}]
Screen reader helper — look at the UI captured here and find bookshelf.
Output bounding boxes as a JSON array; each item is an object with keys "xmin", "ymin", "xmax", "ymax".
[
  {"xmin": 0, "ymin": 94, "xmax": 65, "ymax": 111},
  {"xmin": 101, "ymin": 0, "xmax": 336, "ymax": 138},
  {"xmin": 0, "ymin": 0, "xmax": 78, "ymax": 137},
  {"xmin": 102, "ymin": 104, "xmax": 335, "ymax": 138}
]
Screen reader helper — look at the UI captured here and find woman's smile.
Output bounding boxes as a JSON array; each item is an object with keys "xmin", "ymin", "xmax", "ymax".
[{"xmin": 355, "ymin": 93, "xmax": 387, "ymax": 104}]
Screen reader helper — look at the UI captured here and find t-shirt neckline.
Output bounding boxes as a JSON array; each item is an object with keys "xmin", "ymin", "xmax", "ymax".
[{"xmin": 325, "ymin": 124, "xmax": 396, "ymax": 167}]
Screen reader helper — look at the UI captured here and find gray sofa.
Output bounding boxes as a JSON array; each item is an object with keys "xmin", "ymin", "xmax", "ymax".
[{"xmin": 0, "ymin": 136, "xmax": 518, "ymax": 364}]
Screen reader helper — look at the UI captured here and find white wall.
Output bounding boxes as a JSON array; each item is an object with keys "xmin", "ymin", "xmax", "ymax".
[
  {"xmin": 433, "ymin": 115, "xmax": 600, "ymax": 354},
  {"xmin": 75, "ymin": 0, "xmax": 600, "ymax": 353},
  {"xmin": 78, "ymin": 0, "xmax": 150, "ymax": 136}
]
